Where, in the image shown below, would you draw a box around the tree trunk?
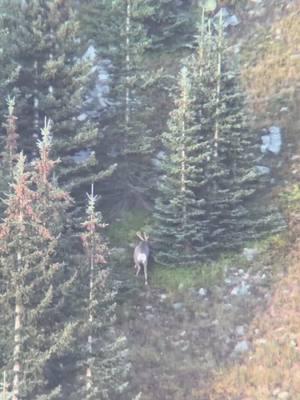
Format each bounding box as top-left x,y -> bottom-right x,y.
12,252 -> 22,400
214,14 -> 223,159
33,60 -> 39,136
181,73 -> 188,229
125,0 -> 131,129
86,185 -> 95,392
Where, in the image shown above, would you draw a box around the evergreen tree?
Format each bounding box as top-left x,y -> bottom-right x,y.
153,13 -> 283,264
0,0 -> 103,194
0,130 -> 76,399
153,66 -> 211,265
0,97 -> 19,205
33,118 -> 72,235
80,0 -> 158,208
78,185 -> 129,399
190,14 -> 283,250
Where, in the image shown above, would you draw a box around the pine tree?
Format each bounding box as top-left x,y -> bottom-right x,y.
0,97 -> 19,208
78,185 -> 129,399
0,0 -> 103,194
33,118 -> 72,235
80,0 -> 158,208
153,66 -> 211,265
0,129 -> 76,399
190,14 -> 283,250
0,97 -> 18,370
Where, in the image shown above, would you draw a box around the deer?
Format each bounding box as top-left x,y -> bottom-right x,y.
134,231 -> 150,285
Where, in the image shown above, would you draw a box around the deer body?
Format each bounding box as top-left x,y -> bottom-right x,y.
134,232 -> 150,285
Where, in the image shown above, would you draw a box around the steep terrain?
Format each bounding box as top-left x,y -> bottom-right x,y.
118,243 -> 285,400
112,1 -> 300,399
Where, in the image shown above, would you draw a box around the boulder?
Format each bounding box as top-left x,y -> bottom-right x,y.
261,126 -> 282,155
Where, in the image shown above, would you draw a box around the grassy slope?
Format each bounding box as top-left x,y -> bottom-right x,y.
200,229 -> 300,399
194,1 -> 300,398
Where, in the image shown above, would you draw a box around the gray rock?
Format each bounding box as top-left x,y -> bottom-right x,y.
261,126 -> 282,155
233,340 -> 250,354
235,326 -> 245,336
160,294 -> 168,302
83,57 -> 113,114
231,281 -> 251,296
225,15 -> 240,27
198,288 -> 207,297
214,7 -> 240,27
83,44 -> 97,62
280,106 -> 289,113
173,302 -> 184,311
77,113 -> 88,122
243,247 -> 259,262
255,165 -> 271,175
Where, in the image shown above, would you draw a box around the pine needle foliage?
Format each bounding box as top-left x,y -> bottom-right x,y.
78,186 -> 130,400
0,128 -> 76,399
0,0 -> 102,193
153,66 -> 211,266
198,16 -> 283,249
0,97 -> 19,214
80,0 -> 157,208
153,13 -> 284,264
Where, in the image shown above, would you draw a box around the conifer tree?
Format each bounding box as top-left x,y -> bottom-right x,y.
153,13 -> 283,264
78,185 -> 129,399
190,14 -> 283,250
153,66 -> 211,265
0,97 -> 19,210
0,97 -> 18,368
0,128 -> 76,399
0,0 -> 103,193
80,0 -> 158,208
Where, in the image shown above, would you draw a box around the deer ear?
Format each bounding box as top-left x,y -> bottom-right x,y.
143,232 -> 149,241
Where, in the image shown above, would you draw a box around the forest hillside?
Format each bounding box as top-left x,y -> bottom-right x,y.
0,0 -> 300,399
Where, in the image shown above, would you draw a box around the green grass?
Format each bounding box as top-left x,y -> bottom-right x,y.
152,260 -> 227,292
243,232 -> 288,254
280,184 -> 300,212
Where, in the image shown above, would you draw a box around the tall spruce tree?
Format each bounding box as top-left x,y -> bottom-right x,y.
0,97 -> 18,372
153,13 -> 283,264
80,0 -> 158,208
153,66 -> 211,265
78,185 -> 129,399
0,97 -> 19,205
190,14 -> 283,250
0,0 -> 104,194
0,127 -> 76,399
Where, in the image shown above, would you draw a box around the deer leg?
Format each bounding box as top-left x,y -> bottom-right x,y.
144,262 -> 148,285
136,263 -> 141,277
